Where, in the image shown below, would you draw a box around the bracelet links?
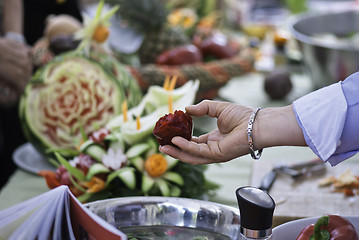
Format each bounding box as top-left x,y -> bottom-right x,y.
247,107 -> 263,160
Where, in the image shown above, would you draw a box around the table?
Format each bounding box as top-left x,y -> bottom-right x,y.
2,70 -> 356,227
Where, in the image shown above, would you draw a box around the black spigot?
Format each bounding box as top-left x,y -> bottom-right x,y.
236,186 -> 275,239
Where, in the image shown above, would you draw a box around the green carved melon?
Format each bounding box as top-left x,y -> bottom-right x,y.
19,53 -> 140,158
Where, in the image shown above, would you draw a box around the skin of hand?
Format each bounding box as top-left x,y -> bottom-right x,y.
0,38 -> 32,107
159,100 -> 307,165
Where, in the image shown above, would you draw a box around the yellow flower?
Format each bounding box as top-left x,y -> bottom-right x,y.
167,8 -> 197,29
141,153 -> 184,197
145,154 -> 168,178
196,11 -> 220,30
81,176 -> 106,193
74,0 -> 119,54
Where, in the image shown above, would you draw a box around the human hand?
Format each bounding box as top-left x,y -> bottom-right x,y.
159,100 -> 253,164
159,100 -> 307,165
0,38 -> 32,107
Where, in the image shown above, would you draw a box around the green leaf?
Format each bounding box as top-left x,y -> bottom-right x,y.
147,137 -> 158,149
165,155 -> 178,170
45,148 -> 80,158
55,152 -> 86,181
126,143 -> 151,158
68,173 -> 87,193
284,0 -> 307,14
142,174 -> 155,193
171,162 -> 219,198
144,147 -> 157,159
77,192 -> 93,203
79,139 -> 95,152
106,167 -> 136,190
86,163 -> 110,181
79,121 -> 88,142
162,172 -> 184,186
47,157 -> 61,168
107,132 -> 126,151
170,185 -> 181,197
156,178 -> 170,197
310,215 -> 330,240
129,156 -> 144,172
118,168 -> 136,190
84,144 -> 107,162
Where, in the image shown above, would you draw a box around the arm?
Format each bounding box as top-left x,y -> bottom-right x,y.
2,0 -> 23,34
0,0 -> 32,108
293,72 -> 359,166
160,72 -> 359,166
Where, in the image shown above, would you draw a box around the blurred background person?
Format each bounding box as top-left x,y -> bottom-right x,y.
0,0 -> 33,189
0,0 -> 83,189
22,0 -> 83,46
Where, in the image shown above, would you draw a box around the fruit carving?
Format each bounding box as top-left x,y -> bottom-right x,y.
153,110 -> 193,146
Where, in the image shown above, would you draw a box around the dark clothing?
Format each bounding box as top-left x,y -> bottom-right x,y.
0,106 -> 26,189
23,0 -> 83,45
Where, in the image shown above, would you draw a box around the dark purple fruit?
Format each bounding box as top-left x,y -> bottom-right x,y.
264,68 -> 292,100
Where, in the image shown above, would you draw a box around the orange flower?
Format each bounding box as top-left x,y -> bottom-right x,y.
38,170 -> 61,189
145,154 -> 168,178
81,176 -> 106,193
92,24 -> 109,43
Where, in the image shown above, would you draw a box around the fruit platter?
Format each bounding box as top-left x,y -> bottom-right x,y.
31,0 -> 255,101
15,0 -> 231,203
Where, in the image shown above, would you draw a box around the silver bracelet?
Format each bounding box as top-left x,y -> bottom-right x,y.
247,107 -> 263,160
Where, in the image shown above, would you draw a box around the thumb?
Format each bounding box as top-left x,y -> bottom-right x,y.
185,100 -> 230,118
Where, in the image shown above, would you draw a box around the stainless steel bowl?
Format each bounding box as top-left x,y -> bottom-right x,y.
289,10 -> 359,89
85,196 -> 240,239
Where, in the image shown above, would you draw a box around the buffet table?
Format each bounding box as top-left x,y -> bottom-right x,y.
1,71 -> 358,227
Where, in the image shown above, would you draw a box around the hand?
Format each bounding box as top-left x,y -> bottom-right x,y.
159,100 -> 307,165
0,38 -> 32,107
159,100 -> 253,164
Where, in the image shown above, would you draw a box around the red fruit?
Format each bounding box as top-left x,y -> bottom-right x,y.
156,44 -> 203,65
199,32 -> 239,59
153,110 -> 193,146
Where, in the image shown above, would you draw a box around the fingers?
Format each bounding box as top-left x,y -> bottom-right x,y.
159,136 -> 228,165
159,144 -> 217,165
191,134 -> 210,144
185,100 -> 231,118
0,40 -> 32,94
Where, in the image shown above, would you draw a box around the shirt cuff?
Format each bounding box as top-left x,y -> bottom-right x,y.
293,82 -> 347,165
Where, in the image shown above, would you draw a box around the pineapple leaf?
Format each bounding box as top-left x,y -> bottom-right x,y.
114,0 -> 169,33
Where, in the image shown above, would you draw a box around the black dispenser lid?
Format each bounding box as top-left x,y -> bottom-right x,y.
236,186 -> 275,231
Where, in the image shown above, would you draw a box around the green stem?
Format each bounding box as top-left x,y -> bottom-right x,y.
310,215 -> 330,240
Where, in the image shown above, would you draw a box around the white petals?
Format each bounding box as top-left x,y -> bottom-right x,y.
102,148 -> 127,170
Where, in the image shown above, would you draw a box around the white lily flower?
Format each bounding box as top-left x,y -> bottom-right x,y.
102,148 -> 127,170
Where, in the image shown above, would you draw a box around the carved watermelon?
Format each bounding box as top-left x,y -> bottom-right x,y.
19,53 -> 141,157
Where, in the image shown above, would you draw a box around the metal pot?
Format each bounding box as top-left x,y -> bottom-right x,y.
289,10 -> 359,89
85,196 -> 241,239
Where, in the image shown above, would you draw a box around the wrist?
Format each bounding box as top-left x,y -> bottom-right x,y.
247,107 -> 263,159
4,32 -> 26,44
253,105 -> 306,149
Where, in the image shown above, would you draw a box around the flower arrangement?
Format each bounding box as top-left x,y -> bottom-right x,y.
25,0 -> 219,203
39,79 -> 219,203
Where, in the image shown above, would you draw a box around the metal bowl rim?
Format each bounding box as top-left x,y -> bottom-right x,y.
288,9 -> 359,51
84,196 -> 240,214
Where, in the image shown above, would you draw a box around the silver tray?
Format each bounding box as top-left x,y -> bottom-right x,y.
85,196 -> 241,239
12,143 -> 56,174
